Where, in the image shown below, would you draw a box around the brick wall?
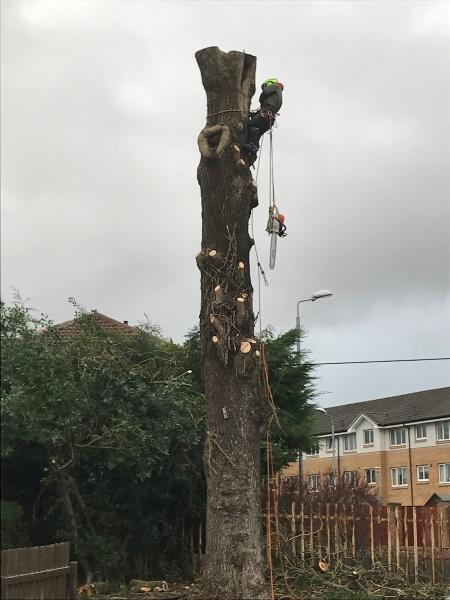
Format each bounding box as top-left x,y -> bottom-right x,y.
282,442 -> 450,506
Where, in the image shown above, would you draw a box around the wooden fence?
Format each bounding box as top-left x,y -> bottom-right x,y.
269,501 -> 450,583
1,542 -> 77,600
188,503 -> 450,582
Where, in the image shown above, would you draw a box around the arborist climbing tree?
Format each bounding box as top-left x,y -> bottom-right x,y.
242,77 -> 284,167
195,46 -> 269,599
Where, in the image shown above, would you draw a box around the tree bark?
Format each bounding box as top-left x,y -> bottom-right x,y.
196,47 -> 267,599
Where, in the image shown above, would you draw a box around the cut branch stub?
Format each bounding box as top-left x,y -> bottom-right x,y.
196,249 -> 223,270
240,341 -> 252,354
238,261 -> 245,269
235,158 -> 246,171
212,335 -> 219,343
232,145 -> 241,161
210,315 -> 225,337
235,297 -> 246,328
214,285 -> 225,305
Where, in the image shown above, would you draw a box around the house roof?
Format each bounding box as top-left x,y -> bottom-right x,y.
312,387 -> 450,435
53,311 -> 137,337
425,492 -> 450,505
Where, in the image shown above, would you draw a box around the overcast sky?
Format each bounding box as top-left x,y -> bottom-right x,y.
2,0 -> 449,407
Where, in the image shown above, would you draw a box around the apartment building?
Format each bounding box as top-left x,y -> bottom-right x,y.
283,387 -> 450,506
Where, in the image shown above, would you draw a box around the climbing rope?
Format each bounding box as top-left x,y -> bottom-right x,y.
250,132 -> 268,337
207,108 -> 243,118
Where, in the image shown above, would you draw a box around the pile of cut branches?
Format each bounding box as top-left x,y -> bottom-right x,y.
273,560 -> 450,600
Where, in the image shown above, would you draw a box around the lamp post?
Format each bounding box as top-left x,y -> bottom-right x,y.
296,290 -> 333,488
316,406 -> 337,481
296,290 -> 333,356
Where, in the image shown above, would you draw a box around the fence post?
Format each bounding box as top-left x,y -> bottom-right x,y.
198,520 -> 203,569
334,503 -> 339,559
413,506 -> 419,584
403,506 -> 409,579
300,503 -> 305,561
291,500 -> 296,557
438,506 -> 444,583
343,504 -> 348,554
68,561 -> 78,600
430,508 -> 436,585
326,503 -> 331,561
1,578 -> 8,600
395,505 -> 400,572
351,504 -> 356,558
369,505 -> 375,566
387,505 -> 392,572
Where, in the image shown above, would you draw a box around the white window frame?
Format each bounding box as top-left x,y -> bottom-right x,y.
391,466 -> 408,487
417,465 -> 429,482
343,433 -> 357,452
343,470 -> 358,488
436,421 -> 450,442
365,468 -> 377,486
307,473 -> 320,492
415,424 -> 427,441
438,463 -> 450,484
363,429 -> 374,446
390,427 -> 406,447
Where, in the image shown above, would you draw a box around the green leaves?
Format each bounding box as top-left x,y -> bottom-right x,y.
1,302 -> 205,578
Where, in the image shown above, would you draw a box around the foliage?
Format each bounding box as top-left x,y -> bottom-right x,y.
260,327 -> 316,471
1,303 -> 316,582
280,470 -> 381,511
1,301 -> 204,581
0,500 -> 30,549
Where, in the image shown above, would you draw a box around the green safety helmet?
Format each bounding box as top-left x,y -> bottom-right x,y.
262,78 -> 284,90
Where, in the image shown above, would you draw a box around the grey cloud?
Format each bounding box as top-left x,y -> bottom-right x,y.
2,0 -> 449,405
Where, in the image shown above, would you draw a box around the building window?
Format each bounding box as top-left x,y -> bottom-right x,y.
307,474 -> 320,492
344,471 -> 358,487
417,465 -> 429,482
391,467 -> 408,487
436,421 -> 450,441
415,424 -> 427,441
363,429 -> 374,445
307,444 -> 320,457
390,427 -> 406,446
365,468 -> 377,485
343,433 -> 357,452
438,463 -> 450,484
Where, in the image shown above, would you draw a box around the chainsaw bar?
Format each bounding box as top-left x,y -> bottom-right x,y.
269,231 -> 277,270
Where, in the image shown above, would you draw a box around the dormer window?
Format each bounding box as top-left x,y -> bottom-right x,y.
390,427 -> 406,447
436,421 -> 450,441
343,433 -> 356,452
363,429 -> 374,446
415,424 -> 427,441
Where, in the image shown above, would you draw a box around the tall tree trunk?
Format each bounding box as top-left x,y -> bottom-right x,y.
196,46 -> 268,599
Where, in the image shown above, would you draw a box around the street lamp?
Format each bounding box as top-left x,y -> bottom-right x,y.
296,290 -> 333,355
316,406 -> 337,480
296,290 -> 333,489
